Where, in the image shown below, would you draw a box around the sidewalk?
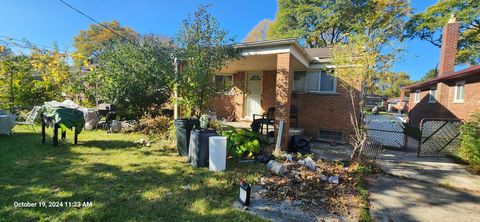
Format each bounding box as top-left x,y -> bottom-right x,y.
369,137 -> 480,221
378,137 -> 480,192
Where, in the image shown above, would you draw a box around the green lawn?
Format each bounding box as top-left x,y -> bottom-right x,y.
0,125 -> 266,221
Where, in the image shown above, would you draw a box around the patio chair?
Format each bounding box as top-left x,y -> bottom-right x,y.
252,107 -> 275,135
16,106 -> 41,131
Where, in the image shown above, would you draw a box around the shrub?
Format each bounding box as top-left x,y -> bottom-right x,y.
138,114 -> 171,135
460,112 -> 480,170
221,128 -> 269,158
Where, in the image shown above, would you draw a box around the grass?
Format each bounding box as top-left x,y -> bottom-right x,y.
0,125 -> 266,221
352,163 -> 376,222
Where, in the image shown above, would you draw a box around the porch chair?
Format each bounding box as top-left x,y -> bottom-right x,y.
252,107 -> 275,135
16,106 -> 41,131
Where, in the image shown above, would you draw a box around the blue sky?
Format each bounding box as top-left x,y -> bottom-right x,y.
0,0 -> 441,80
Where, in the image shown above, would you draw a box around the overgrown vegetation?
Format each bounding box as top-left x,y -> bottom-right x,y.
220,128 -> 269,158
138,114 -> 172,136
91,36 -> 174,118
173,5 -> 240,117
460,112 -> 480,172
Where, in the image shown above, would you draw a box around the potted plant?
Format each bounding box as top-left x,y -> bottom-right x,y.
172,5 -> 239,157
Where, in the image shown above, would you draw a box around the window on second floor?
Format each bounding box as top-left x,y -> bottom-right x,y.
454,81 -> 465,103
415,89 -> 421,103
428,87 -> 437,103
292,70 -> 336,93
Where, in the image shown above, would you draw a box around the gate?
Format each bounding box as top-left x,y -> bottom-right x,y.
418,118 -> 463,157
365,114 -> 406,151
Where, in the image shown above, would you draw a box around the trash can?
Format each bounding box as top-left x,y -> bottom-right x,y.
209,136 -> 227,171
188,129 -> 217,167
174,118 -> 200,156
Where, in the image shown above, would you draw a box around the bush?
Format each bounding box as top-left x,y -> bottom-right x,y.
460,112 -> 480,170
221,128 -> 269,158
138,114 -> 171,135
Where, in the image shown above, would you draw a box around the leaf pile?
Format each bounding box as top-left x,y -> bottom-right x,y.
259,158 -> 361,218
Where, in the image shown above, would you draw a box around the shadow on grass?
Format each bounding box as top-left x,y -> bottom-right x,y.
79,140 -> 137,149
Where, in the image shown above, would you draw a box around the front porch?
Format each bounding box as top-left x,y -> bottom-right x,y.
212,39 -> 313,147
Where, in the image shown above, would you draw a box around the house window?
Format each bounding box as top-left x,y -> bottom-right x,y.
454,81 -> 465,102
415,89 -> 421,103
428,87 -> 437,103
293,70 -> 336,93
215,75 -> 233,93
293,71 -> 306,92
318,129 -> 344,142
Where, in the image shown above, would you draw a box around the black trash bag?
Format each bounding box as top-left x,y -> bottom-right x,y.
288,135 -> 311,154
255,154 -> 273,164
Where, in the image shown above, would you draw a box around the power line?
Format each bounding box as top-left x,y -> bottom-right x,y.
0,34 -> 73,53
58,0 -> 138,47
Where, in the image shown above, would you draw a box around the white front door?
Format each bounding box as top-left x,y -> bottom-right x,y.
245,73 -> 262,119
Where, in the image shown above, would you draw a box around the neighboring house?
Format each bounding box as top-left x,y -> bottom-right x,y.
364,95 -> 388,111
387,96 -> 409,112
211,39 -> 361,145
404,15 -> 480,127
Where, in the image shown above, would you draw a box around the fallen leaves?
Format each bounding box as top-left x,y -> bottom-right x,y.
259,157 -> 361,218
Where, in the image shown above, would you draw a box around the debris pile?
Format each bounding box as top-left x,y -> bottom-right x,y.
259,155 -> 360,217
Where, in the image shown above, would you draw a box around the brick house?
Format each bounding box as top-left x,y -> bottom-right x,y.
404,15 -> 480,126
210,38 -> 360,145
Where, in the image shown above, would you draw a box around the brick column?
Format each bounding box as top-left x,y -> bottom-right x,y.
233,72 -> 245,121
275,53 -> 292,149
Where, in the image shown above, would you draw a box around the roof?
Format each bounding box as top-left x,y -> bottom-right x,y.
404,65 -> 480,90
365,95 -> 388,99
236,38 -> 332,64
304,48 -> 332,59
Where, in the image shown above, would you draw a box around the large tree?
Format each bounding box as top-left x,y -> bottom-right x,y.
420,67 -> 439,82
404,0 -> 480,65
0,48 -> 71,111
243,19 -> 272,42
374,71 -> 415,98
267,0 -> 410,48
73,20 -> 139,60
90,35 -> 174,118
174,5 -> 239,117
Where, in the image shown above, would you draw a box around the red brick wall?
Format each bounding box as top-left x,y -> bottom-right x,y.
262,70 -> 276,113
210,72 -> 245,121
445,77 -> 480,120
408,76 -> 480,126
291,84 -> 359,139
211,69 -> 361,141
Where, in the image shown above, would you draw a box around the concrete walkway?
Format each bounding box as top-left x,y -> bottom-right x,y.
369,137 -> 480,221
378,137 -> 480,192
379,150 -> 480,192
369,175 -> 480,222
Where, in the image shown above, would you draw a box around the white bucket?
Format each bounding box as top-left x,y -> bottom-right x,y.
209,136 -> 227,171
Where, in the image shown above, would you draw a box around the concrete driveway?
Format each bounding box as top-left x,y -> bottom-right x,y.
369,137 -> 480,221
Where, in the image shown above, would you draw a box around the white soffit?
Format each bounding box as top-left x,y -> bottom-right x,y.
240,45 -> 310,68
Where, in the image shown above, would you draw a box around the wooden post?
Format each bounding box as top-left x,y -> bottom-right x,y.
53,124 -> 58,146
